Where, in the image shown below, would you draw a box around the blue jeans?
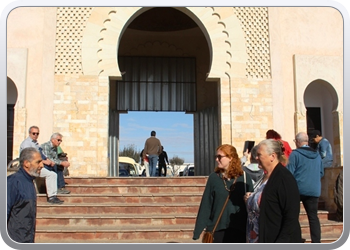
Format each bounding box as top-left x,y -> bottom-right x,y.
300,195 -> 321,243
44,164 -> 65,189
148,155 -> 158,177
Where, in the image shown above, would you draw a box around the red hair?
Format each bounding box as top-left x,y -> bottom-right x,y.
266,129 -> 282,140
214,144 -> 243,179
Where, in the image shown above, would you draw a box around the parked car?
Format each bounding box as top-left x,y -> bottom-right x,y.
187,165 -> 194,176
178,164 -> 190,176
183,164 -> 194,176
119,168 -> 131,177
119,156 -> 141,177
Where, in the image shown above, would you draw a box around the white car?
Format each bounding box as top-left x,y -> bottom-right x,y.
119,156 -> 142,176
183,164 -> 194,176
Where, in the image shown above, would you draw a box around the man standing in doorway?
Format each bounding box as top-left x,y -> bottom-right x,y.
310,130 -> 333,168
143,131 -> 162,177
286,132 -> 323,243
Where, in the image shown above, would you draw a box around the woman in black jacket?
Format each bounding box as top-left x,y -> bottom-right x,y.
245,139 -> 302,243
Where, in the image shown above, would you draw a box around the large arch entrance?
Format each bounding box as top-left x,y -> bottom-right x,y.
108,7 -> 219,176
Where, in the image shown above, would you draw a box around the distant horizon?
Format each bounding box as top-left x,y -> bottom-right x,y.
119,111 -> 194,163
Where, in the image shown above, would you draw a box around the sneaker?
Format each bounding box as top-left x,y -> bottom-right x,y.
57,188 -> 71,194
47,196 -> 64,204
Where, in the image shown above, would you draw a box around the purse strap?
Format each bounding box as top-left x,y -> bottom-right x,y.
244,171 -> 246,193
211,176 -> 238,233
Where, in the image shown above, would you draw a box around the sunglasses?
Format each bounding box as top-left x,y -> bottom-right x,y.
57,139 -> 62,142
215,154 -> 227,160
31,132 -> 39,135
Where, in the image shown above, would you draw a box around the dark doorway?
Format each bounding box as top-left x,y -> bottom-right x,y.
306,107 -> 321,149
7,104 -> 15,164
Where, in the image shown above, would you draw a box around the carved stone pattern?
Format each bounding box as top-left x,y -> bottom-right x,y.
55,7 -> 93,75
233,7 -> 271,79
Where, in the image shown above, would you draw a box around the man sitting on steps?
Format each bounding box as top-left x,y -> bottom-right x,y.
41,132 -> 71,194
20,126 -> 64,204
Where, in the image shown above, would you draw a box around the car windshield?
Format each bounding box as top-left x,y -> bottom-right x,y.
119,162 -> 137,175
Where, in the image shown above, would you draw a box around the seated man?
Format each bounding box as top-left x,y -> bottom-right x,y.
20,126 -> 63,204
41,132 -> 70,194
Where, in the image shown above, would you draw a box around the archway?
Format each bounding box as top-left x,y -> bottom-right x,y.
81,7 -> 249,176
108,7 -> 218,176
304,79 -> 340,166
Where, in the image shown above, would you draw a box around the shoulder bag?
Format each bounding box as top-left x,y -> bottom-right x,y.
202,176 -> 238,243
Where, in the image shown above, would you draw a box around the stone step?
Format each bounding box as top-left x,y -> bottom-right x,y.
36,210 -> 333,228
54,184 -> 205,194
34,221 -> 342,243
36,213 -> 197,227
37,193 -> 203,204
300,219 -> 343,236
37,202 -> 200,215
35,224 -> 195,242
64,176 -> 208,185
34,177 -> 343,244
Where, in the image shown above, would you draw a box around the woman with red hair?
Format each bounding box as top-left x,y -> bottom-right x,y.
266,129 -> 292,164
193,144 -> 254,243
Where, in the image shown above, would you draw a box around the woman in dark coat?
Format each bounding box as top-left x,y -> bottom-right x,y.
193,144 -> 254,243
245,139 -> 302,243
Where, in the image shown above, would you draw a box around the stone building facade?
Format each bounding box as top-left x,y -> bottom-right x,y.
7,7 -> 343,176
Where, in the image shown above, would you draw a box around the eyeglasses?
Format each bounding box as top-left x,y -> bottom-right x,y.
57,139 -> 62,142
215,155 -> 227,160
31,132 -> 39,135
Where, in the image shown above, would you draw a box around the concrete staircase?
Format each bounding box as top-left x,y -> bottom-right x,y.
34,176 -> 343,243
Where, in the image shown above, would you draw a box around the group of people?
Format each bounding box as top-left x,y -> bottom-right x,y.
7,126 -> 71,242
193,129 -> 332,243
7,127 -> 333,244
141,130 -> 169,177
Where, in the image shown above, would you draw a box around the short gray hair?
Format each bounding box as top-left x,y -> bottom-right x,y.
295,132 -> 308,143
51,132 -> 63,140
20,147 -> 40,167
28,126 -> 39,133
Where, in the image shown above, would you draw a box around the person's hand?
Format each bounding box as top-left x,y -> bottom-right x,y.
243,149 -> 249,158
244,192 -> 252,203
61,161 -> 70,168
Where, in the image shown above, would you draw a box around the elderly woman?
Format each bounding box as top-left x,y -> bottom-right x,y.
193,144 -> 254,243
244,139 -> 302,243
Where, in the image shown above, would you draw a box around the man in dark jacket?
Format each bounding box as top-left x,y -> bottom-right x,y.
7,147 -> 43,243
287,132 -> 323,243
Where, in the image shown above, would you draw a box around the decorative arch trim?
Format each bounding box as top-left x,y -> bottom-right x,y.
81,7 -> 248,79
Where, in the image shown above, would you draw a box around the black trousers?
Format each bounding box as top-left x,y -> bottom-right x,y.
300,195 -> 321,243
158,164 -> 167,177
213,228 -> 246,243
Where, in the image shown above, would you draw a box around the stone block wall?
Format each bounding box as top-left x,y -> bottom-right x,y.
53,75 -> 109,176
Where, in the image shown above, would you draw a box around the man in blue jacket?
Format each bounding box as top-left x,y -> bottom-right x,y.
310,129 -> 333,168
7,147 -> 43,243
287,132 -> 323,243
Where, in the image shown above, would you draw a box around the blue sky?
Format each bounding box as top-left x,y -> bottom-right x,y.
119,111 -> 194,163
